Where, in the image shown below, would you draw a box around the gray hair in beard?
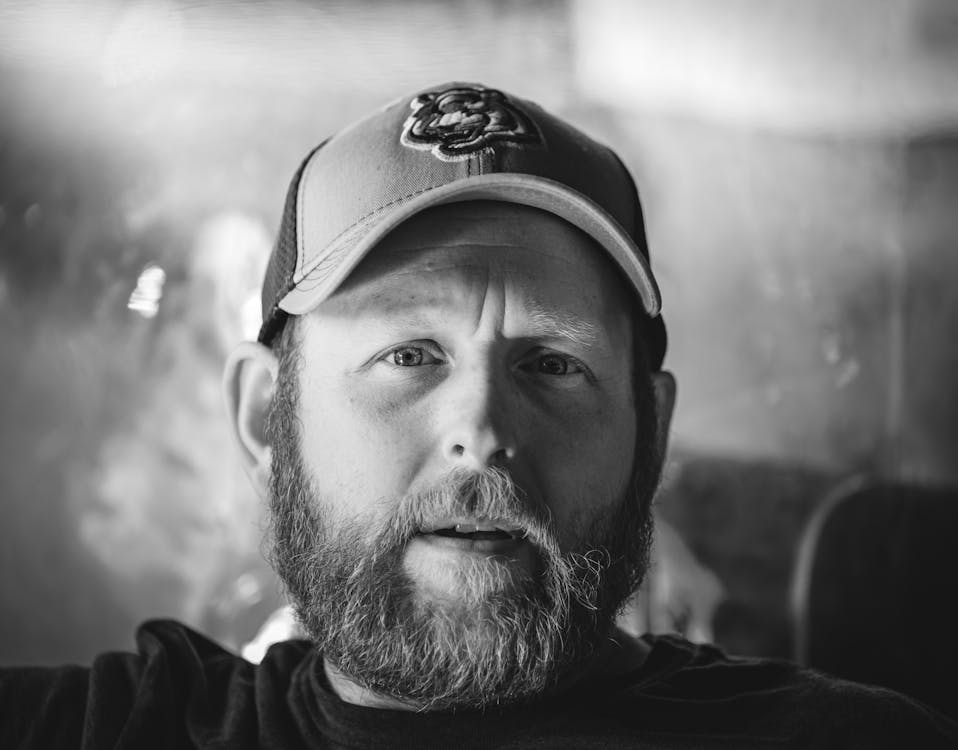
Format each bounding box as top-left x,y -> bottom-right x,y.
264,324 -> 660,711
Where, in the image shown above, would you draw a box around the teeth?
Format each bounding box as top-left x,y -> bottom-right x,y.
451,522 -> 522,537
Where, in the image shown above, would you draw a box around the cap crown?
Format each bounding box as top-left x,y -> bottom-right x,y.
259,82 -> 665,368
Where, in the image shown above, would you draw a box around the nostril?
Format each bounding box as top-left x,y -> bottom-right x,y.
444,439 -> 514,466
490,447 -> 510,465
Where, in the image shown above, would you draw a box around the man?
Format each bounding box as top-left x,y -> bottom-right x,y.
3,82 -> 955,748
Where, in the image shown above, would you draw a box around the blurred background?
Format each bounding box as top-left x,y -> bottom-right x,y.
2,0 -> 957,679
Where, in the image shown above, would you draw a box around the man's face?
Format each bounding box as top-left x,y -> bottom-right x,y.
265,202 -> 662,709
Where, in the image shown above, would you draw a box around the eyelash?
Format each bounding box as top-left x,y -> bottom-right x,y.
382,344 -> 586,378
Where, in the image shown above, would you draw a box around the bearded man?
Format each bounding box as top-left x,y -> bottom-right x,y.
2,83 -> 956,749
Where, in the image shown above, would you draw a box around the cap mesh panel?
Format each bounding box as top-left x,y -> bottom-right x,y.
257,142 -> 326,345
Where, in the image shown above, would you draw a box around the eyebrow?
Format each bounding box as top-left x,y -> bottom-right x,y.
524,305 -> 601,348
344,295 -> 603,348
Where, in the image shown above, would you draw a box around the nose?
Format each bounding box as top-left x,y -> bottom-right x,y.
439,362 -> 517,471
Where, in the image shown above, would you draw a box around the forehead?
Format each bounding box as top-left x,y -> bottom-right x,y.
331,201 -> 636,322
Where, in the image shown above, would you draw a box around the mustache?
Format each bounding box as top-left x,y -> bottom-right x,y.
382,467 -> 557,553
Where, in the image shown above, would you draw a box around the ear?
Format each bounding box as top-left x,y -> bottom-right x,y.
650,370 -> 677,462
223,341 -> 279,500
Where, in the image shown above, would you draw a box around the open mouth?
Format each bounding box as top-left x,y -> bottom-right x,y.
410,519 -> 539,573
423,521 -> 525,543
433,528 -> 514,542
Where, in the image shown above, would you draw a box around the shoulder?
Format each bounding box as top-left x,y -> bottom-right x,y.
0,619 -> 313,750
0,659 -> 91,748
613,634 -> 958,748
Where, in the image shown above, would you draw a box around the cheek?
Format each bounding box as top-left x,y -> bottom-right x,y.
529,399 -> 637,524
296,382 -> 432,508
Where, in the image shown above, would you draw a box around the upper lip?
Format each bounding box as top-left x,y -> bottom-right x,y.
420,518 -> 525,537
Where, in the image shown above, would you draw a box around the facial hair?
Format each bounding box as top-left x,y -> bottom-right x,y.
265,351 -> 659,711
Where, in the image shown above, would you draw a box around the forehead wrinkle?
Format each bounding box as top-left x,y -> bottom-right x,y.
521,299 -> 602,348
341,295 -> 456,333
330,260 -> 470,320
372,250 -> 601,348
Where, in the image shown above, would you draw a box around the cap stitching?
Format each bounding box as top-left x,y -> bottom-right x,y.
296,150 -> 325,280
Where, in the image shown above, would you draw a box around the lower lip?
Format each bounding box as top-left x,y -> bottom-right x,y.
404,535 -> 542,595
416,532 -> 527,557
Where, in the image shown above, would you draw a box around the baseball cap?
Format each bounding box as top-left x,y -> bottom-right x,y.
259,81 -> 667,369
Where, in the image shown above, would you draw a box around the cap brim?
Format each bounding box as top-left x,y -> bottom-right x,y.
278,173 -> 661,318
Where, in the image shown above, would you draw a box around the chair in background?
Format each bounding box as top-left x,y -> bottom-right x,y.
790,478 -> 958,719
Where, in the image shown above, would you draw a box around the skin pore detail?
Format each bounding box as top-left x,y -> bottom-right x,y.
266,201 -> 662,711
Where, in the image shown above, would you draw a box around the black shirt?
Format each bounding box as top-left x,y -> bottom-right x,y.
2,619 -> 955,749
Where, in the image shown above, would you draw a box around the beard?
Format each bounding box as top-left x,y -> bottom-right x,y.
265,349 -> 660,711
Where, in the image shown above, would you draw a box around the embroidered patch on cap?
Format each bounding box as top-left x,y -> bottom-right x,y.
401,85 -> 541,161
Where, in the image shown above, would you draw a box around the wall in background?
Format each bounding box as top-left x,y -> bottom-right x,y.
1,0 -> 956,664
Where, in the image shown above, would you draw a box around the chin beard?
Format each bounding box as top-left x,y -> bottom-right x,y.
264,352 -> 658,711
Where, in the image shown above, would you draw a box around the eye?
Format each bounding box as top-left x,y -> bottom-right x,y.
521,350 -> 587,379
393,347 -> 424,366
384,344 -> 442,368
537,353 -> 570,375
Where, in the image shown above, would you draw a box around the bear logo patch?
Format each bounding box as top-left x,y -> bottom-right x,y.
401,85 -> 541,161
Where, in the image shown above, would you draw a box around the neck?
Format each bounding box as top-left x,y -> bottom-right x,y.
323,626 -> 650,712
